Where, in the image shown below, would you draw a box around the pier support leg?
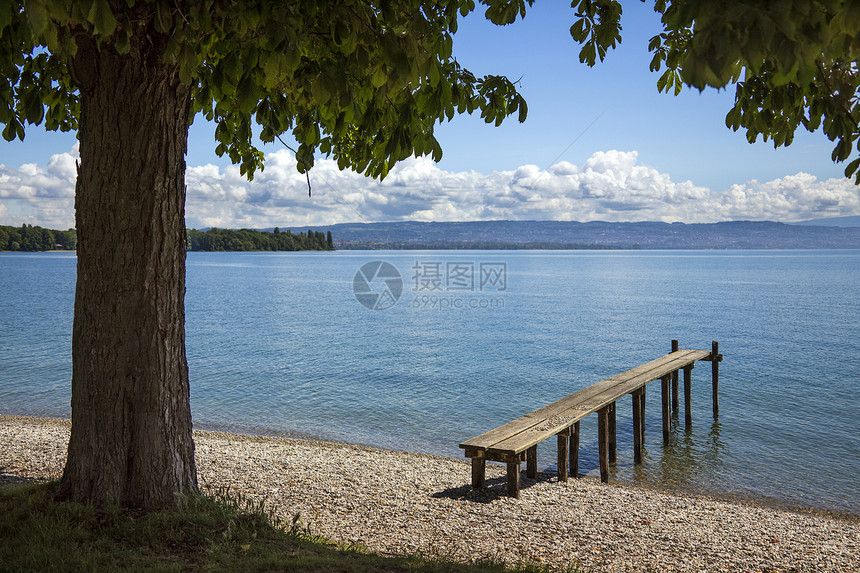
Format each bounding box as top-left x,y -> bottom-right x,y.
471,457 -> 485,489
712,340 -> 720,419
632,389 -> 643,464
661,375 -> 671,444
608,401 -> 617,463
598,406 -> 610,483
506,458 -> 520,498
640,385 -> 646,443
526,445 -> 537,479
557,429 -> 569,482
671,340 -> 679,413
570,421 -> 580,477
684,364 -> 693,429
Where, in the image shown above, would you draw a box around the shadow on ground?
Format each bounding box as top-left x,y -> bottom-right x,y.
431,471 -> 565,503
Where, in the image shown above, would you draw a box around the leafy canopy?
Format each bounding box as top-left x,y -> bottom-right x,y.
3,1 -> 860,182
572,0 -> 860,182
0,0 -> 531,180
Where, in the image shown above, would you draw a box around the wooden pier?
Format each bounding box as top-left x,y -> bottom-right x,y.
460,340 -> 723,498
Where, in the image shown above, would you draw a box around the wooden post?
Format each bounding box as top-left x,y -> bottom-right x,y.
661,374 -> 671,444
506,458 -> 520,498
608,401 -> 617,463
632,389 -> 643,464
526,445 -> 537,479
471,457 -> 486,489
712,340 -> 720,419
671,339 -> 679,412
683,364 -> 693,429
598,406 -> 609,483
640,384 -> 646,443
570,421 -> 580,477
557,430 -> 569,482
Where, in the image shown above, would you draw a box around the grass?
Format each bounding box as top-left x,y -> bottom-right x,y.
0,481 -> 585,573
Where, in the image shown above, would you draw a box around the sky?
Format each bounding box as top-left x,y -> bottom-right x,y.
1,3 -> 859,230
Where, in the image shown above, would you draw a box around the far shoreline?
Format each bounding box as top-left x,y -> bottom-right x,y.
4,413 -> 857,523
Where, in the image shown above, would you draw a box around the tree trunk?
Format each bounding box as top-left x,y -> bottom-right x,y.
56,35 -> 197,508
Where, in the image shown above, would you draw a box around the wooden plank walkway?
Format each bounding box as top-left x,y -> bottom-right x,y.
460,341 -> 723,497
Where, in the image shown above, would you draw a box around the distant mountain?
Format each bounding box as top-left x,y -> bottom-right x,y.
791,215 -> 860,228
296,220 -> 860,249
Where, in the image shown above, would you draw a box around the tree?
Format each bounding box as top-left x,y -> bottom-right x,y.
0,0 -> 527,509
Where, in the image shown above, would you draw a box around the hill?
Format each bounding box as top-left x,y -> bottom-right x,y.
301,220 -> 860,249
791,215 -> 860,228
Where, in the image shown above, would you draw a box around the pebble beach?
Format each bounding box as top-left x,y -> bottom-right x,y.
1,414 -> 857,572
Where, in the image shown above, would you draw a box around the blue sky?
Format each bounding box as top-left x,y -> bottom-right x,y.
1,3 -> 858,229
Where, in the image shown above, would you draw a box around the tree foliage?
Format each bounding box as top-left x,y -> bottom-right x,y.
570,0 -> 860,182
0,224 -> 76,251
1,0 -> 529,181
4,1 -> 860,184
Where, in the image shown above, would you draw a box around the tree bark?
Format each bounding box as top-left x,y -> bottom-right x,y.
56,34 -> 197,508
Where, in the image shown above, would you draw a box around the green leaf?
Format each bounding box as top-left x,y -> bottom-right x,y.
847,157 -> 860,179
725,106 -> 742,130
570,19 -> 585,41
656,69 -> 671,93
579,43 -> 596,66
262,54 -> 284,88
22,88 -> 44,125
114,30 -> 130,54
371,67 -> 387,89
431,136 -> 442,162
0,2 -> 14,33
236,75 -> 257,110
174,42 -> 198,84
24,0 -> 49,37
2,117 -> 21,141
224,53 -> 241,83
154,0 -> 172,34
87,0 -> 117,37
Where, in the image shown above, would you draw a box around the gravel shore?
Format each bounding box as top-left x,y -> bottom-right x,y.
2,414 -> 857,572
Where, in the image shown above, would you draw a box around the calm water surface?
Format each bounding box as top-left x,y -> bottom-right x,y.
1,250 -> 858,514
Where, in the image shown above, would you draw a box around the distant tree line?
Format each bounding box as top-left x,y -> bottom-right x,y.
186,227 -> 334,251
1,224 -> 334,252
0,224 -> 77,251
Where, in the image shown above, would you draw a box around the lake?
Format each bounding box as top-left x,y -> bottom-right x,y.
1,249 -> 858,514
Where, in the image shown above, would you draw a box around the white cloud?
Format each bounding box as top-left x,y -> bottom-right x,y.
3,145 -> 860,229
0,144 -> 78,228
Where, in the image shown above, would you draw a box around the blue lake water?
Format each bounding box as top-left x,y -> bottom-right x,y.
1,250 -> 858,514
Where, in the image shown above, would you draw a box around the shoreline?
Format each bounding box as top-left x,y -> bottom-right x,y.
2,414 -> 858,572
192,419 -> 860,522
3,413 -> 857,523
